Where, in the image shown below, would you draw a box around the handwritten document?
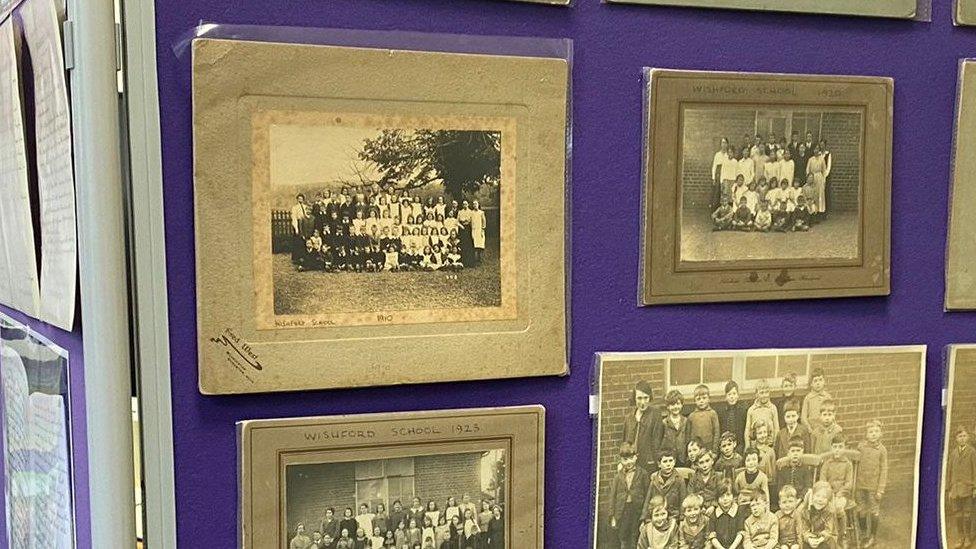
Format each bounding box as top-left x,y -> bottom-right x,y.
2,345 -> 74,548
0,20 -> 42,318
19,0 -> 76,331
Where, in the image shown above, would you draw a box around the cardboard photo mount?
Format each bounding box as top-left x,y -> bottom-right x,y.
946,60 -> 976,310
604,0 -> 918,19
192,36 -> 570,394
639,69 -> 893,306
238,406 -> 545,549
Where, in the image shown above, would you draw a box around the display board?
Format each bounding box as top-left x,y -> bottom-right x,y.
150,1 -> 970,547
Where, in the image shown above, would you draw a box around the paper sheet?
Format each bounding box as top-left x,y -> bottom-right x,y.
1,345 -> 73,548
19,0 -> 76,331
0,20 -> 41,318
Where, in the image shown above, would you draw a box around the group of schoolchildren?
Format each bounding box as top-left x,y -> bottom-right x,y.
290,187 -> 488,273
608,370 -> 889,549
289,496 -> 504,549
708,131 -> 832,233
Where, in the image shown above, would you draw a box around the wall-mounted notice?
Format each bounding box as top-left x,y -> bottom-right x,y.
18,0 -> 76,331
0,324 -> 74,548
0,19 -> 41,319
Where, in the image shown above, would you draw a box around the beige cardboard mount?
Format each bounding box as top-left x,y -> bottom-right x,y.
604,0 -> 916,19
192,38 -> 569,394
239,406 -> 545,549
947,60 -> 976,309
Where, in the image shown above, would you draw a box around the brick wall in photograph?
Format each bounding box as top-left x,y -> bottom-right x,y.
414,453 -> 483,506
285,453 -> 483,537
595,350 -> 923,523
679,110 -> 862,212
948,349 -> 976,446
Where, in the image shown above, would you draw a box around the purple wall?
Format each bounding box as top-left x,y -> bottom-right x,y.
154,1 -> 973,546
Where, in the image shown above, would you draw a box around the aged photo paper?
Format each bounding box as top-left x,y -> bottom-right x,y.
947,60 -> 976,310
640,69 -> 892,306
193,38 -> 568,393
19,0 -> 76,330
592,346 -> 925,549
254,111 -> 516,330
941,346 -> 976,549
239,406 -> 544,549
0,19 -> 40,317
604,0 -> 916,19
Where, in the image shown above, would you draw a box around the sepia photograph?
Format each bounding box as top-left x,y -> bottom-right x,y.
941,346 -> 976,549
640,69 -> 892,306
239,406 -> 545,549
680,107 -> 862,263
193,38 -> 568,393
258,112 -> 516,329
592,346 -> 925,549
285,450 -> 507,549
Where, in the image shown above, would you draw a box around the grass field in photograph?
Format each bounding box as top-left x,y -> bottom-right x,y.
272,240 -> 501,315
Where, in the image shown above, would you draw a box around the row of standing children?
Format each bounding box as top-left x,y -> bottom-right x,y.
291,496 -> 504,549
610,369 -> 888,548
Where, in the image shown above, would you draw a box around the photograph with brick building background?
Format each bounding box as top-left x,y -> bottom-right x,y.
679,107 -> 863,262
942,347 -> 976,549
592,347 -> 924,549
286,449 -> 506,548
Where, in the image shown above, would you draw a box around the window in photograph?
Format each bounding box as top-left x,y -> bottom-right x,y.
666,352 -> 811,395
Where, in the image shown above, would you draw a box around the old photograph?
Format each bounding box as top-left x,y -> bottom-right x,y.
285,450 -> 507,549
941,346 -> 976,549
681,108 -> 862,263
193,38 -> 568,393
259,112 -> 516,329
239,407 -> 544,549
592,346 -> 925,549
640,69 -> 892,305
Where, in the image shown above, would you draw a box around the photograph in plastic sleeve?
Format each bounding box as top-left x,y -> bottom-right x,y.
603,0 -> 918,19
591,347 -> 925,549
946,60 -> 976,310
239,406 -> 544,549
639,69 -> 892,306
191,33 -> 569,393
0,315 -> 75,547
941,346 -> 976,549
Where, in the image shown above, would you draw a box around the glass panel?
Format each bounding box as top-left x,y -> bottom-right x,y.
385,457 -> 414,477
387,476 -> 415,511
701,357 -> 733,383
670,358 -> 702,386
355,460 -> 384,480
744,356 -> 776,381
357,478 -> 387,511
777,355 -> 809,377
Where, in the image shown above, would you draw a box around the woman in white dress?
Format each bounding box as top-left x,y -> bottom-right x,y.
711,137 -> 732,208
806,146 -> 828,215
470,200 -> 487,266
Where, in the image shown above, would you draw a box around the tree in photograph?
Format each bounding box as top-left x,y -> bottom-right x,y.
485,453 -> 507,505
357,129 -> 501,201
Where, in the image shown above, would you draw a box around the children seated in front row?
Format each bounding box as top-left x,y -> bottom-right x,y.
637,496 -> 678,549
741,492 -> 779,549
708,480 -> 744,549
